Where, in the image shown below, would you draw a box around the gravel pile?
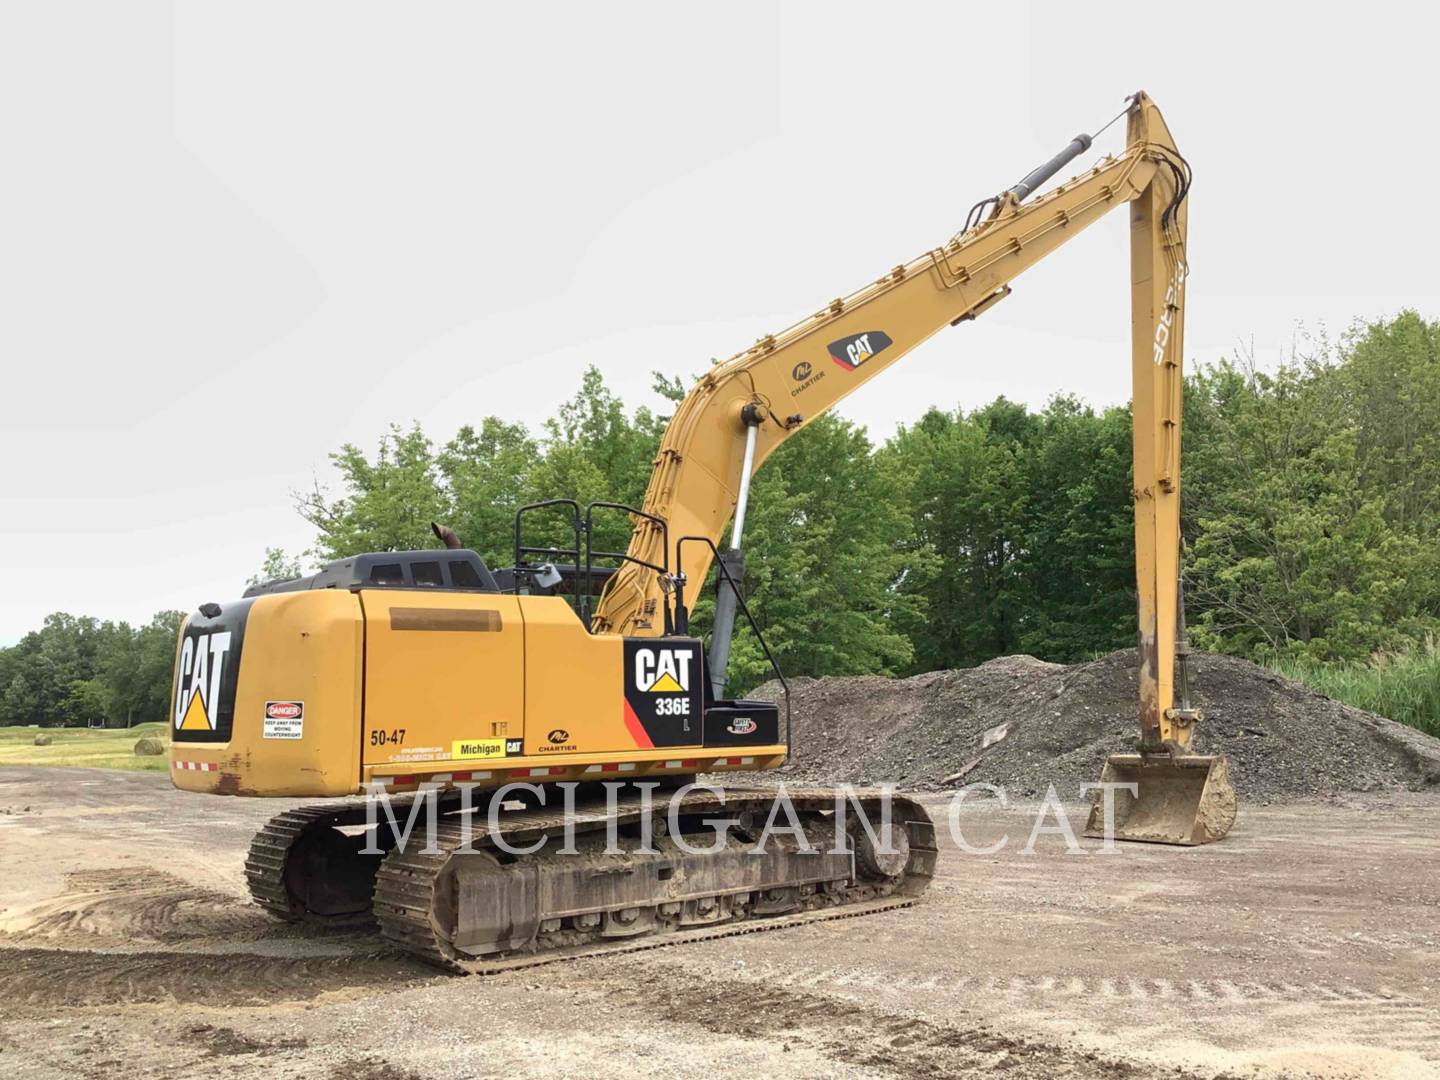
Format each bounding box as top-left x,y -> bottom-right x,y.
750,649 -> 1440,799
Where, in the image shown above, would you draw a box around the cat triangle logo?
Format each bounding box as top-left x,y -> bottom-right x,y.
827,330 -> 893,371
179,688 -> 212,731
646,672 -> 684,693
633,646 -> 692,695
174,629 -> 232,734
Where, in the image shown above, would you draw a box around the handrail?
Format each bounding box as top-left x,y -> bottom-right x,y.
674,534 -> 789,750
513,499 -> 583,613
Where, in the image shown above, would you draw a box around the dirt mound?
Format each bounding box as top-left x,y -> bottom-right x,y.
751,649 -> 1440,799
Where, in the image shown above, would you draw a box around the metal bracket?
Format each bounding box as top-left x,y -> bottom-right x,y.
1164,706 -> 1203,727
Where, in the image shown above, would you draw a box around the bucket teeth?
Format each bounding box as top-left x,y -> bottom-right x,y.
1083,753 -> 1236,846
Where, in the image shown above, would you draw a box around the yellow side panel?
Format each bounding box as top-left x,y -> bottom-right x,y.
361,590 -> 526,767
170,590 -> 364,797
521,596 -> 633,754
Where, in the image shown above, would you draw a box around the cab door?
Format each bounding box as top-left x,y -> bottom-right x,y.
360,590 -> 526,770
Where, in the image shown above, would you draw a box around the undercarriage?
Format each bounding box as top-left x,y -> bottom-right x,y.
245,784 -> 936,973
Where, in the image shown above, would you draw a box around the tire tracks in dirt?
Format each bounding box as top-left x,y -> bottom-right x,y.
585,962 -> 1230,1079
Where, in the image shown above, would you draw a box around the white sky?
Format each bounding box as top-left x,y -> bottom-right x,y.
2,2 -> 1437,645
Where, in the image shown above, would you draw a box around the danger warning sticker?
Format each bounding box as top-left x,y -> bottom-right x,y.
263,701 -> 304,740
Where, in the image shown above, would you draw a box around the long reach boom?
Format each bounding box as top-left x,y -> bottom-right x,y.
593,91 -> 1235,845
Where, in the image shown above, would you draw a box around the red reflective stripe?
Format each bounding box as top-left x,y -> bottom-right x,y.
622,699 -> 654,749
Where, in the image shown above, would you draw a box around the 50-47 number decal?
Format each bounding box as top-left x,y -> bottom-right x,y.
370,728 -> 406,746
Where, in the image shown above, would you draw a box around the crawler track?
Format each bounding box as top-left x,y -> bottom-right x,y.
245,795 -> 438,925
373,786 -> 937,973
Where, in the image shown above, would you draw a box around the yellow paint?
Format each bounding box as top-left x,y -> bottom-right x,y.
521,597 -> 641,752
168,589 -> 711,796
361,591 -> 526,766
178,690 -> 211,731
169,590 -> 364,796
646,672 -> 684,693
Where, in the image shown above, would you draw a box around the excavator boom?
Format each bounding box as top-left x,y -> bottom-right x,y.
595,90 -> 1234,845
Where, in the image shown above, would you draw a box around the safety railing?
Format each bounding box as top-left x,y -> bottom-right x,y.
673,534 -> 790,749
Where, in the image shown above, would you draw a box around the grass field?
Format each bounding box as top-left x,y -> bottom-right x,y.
0,722 -> 170,771
1271,648 -> 1440,738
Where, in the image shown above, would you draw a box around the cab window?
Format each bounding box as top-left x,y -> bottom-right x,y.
412,561 -> 444,587
368,563 -> 404,586
449,560 -> 484,589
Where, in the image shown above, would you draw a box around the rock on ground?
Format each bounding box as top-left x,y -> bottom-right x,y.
750,649 -> 1440,799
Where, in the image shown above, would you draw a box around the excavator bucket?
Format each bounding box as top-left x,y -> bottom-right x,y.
1083,753 -> 1236,846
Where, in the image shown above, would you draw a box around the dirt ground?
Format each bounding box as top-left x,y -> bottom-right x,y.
1,767 -> 1437,1079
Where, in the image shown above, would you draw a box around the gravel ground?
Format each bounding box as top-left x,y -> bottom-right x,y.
751,649 -> 1440,798
2,767 -> 1439,1078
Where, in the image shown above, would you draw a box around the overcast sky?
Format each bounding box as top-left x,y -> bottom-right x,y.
1,2 -> 1437,645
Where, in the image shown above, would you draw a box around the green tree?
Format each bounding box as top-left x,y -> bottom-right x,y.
437,418 -> 540,566
0,610 -> 184,727
64,678 -> 112,726
545,366 -> 668,510
97,611 -> 184,726
880,403 -> 1029,670
248,547 -> 304,587
1339,312 -> 1440,537
1183,331 -> 1438,660
1,673 -> 38,726
298,424 -> 451,559
1017,397 -> 1135,660
714,415 -> 929,693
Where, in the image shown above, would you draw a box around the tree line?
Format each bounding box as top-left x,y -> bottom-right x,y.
0,612 -> 183,727
290,310 -> 1440,692
3,311 -> 1436,723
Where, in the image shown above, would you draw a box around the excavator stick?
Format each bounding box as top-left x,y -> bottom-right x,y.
1084,752 -> 1236,846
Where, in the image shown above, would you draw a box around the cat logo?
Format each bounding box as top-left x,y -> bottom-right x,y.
827,330 -> 893,371
634,647 -> 692,693
174,631 -> 232,732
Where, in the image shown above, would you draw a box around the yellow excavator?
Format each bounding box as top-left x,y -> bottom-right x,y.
169,91 -> 1235,972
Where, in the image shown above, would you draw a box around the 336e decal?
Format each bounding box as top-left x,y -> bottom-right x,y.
622,640 -> 703,748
